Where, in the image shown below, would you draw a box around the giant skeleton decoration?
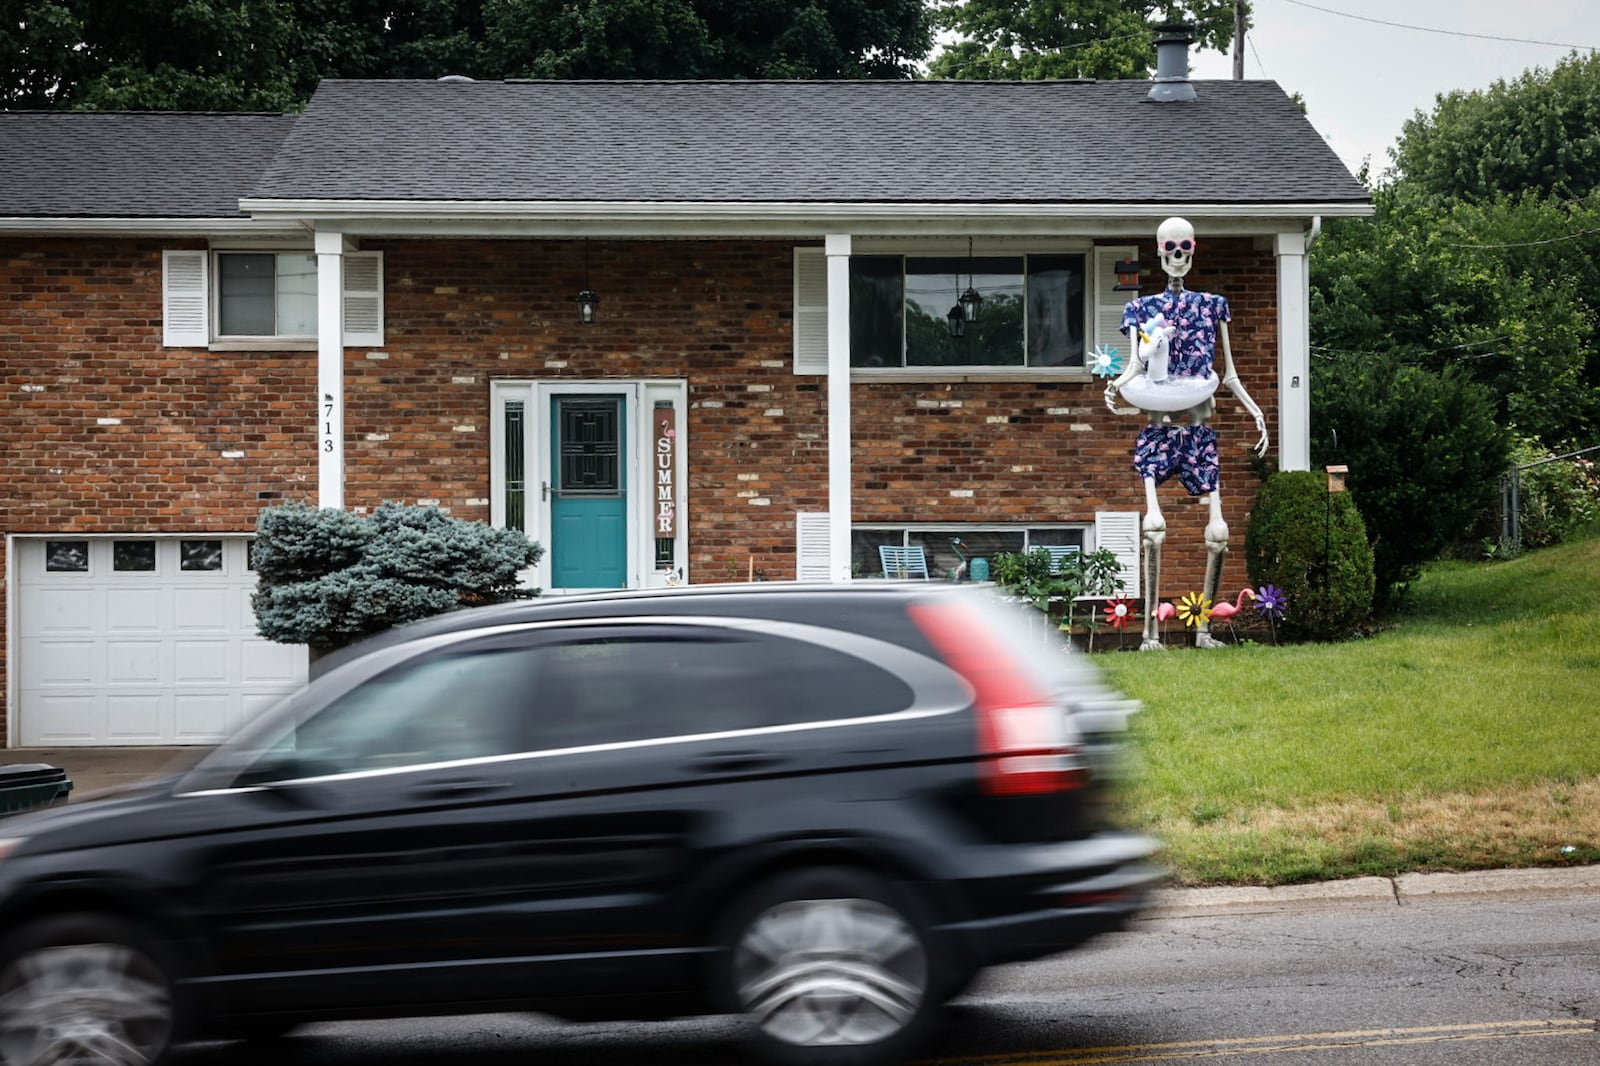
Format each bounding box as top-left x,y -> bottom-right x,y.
1104,218 -> 1269,650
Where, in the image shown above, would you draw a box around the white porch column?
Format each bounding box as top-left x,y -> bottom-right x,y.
1275,230 -> 1310,472
315,229 -> 347,508
825,233 -> 853,581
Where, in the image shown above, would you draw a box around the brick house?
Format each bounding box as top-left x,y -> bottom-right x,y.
0,62 -> 1370,748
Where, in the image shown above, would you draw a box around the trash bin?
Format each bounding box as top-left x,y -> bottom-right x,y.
0,763 -> 73,815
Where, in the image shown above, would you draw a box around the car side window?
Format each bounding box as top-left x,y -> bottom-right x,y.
524,629 -> 914,751
238,643 -> 538,783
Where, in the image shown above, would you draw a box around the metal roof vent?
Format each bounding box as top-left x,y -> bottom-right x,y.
1147,23 -> 1197,103
437,74 -> 475,82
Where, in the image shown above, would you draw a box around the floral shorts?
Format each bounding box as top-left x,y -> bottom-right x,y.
1133,423 -> 1220,496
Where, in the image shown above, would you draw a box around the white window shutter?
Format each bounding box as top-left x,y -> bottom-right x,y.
793,247 -> 829,375
795,511 -> 832,581
162,250 -> 209,347
342,251 -> 384,347
1095,511 -> 1141,598
1092,246 -> 1138,358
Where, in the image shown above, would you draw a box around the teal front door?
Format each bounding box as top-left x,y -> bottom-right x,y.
550,395 -> 627,589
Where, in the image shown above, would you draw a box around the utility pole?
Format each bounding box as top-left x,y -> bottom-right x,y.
1233,0 -> 1246,79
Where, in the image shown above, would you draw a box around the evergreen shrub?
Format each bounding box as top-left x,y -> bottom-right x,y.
1245,471 -> 1375,641
252,501 -> 542,656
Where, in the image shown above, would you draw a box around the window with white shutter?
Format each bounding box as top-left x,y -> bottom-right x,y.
1092,245 -> 1139,358
342,251 -> 384,347
793,247 -> 829,375
162,250 -> 209,347
795,512 -> 831,581
1093,511 -> 1142,599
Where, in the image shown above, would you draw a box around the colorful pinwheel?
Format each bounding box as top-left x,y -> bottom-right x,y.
1254,584 -> 1288,619
1254,584 -> 1288,645
1088,344 -> 1124,379
1103,594 -> 1137,629
1176,591 -> 1213,630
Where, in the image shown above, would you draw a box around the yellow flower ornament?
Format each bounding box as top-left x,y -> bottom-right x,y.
1176,592 -> 1213,629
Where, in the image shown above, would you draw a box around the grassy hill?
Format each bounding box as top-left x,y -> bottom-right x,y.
1097,537 -> 1600,886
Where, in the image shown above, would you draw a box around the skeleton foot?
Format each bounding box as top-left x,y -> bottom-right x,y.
1139,637 -> 1166,651
1194,632 -> 1226,650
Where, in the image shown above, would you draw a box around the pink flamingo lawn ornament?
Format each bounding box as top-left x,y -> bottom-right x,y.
1209,588 -> 1257,643
1153,601 -> 1177,647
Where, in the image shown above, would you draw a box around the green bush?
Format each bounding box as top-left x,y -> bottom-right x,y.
1245,471 -> 1375,641
990,547 -> 1124,629
1506,438 -> 1600,550
1310,353 -> 1509,605
252,501 -> 543,656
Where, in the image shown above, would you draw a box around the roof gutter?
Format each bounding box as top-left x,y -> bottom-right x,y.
235,198 -> 1374,238
0,217 -> 305,237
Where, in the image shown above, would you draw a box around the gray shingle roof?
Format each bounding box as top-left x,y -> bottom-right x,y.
252,78 -> 1367,206
0,112 -> 295,218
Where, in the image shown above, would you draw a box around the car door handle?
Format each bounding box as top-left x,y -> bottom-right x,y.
410,779 -> 509,801
687,752 -> 784,775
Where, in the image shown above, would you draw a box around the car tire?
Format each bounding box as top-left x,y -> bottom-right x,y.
0,913 -> 180,1066
717,867 -> 937,1066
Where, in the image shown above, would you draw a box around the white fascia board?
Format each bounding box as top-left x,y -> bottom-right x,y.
237,198 -> 1374,238
0,217 -> 306,237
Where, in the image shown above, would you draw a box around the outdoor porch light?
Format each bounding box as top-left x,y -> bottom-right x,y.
575,287 -> 600,324
575,238 -> 600,324
958,237 -> 984,322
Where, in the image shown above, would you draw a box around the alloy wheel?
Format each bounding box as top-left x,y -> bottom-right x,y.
732,895 -> 928,1048
0,941 -> 174,1066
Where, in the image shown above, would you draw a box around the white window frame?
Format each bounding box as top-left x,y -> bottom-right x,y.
161,246 -> 384,350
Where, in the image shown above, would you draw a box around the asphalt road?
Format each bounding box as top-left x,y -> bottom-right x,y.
169,884 -> 1599,1066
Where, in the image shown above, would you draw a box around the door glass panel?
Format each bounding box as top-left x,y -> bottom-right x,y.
179,540 -> 224,571
113,541 -> 157,571
558,399 -> 620,496
504,400 -> 526,532
44,540 -> 89,572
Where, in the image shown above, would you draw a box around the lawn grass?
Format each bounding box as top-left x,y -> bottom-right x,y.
1095,535 -> 1600,886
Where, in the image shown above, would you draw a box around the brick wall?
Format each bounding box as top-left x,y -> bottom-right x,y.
0,234 -> 1280,744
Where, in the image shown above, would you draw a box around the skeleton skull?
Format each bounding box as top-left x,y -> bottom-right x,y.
1156,216 -> 1196,279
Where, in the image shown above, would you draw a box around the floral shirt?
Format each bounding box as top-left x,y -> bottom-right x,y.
1121,289 -> 1230,377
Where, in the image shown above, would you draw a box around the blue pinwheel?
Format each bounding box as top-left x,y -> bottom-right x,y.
1089,344 -> 1124,379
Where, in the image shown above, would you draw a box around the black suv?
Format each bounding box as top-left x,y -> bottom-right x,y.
0,583 -> 1161,1066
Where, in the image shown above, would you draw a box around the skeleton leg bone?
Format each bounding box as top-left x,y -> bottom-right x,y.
1195,488 -> 1229,649
1140,477 -> 1166,651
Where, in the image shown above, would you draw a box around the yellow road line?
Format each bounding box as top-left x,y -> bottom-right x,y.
918,1019 -> 1597,1065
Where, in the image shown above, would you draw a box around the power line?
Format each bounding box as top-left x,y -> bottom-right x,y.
1276,0 -> 1599,51
1456,225 -> 1600,249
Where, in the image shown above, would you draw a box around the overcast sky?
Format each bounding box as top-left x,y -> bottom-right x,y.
1186,0 -> 1598,179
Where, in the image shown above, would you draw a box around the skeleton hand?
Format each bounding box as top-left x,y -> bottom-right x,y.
1252,413 -> 1269,456
1103,382 -> 1121,413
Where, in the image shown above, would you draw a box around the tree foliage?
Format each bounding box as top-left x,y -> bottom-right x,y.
1390,50 -> 1600,204
3,0 -> 934,111
252,501 -> 542,655
1309,354 -> 1508,607
927,0 -> 1239,82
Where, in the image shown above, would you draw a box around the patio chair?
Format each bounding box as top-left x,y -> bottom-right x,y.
878,545 -> 931,580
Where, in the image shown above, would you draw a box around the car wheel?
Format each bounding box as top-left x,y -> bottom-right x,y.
719,868 -> 935,1066
0,914 -> 178,1066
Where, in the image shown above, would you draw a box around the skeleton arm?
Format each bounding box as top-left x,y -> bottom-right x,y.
1103,321 -> 1148,413
1218,322 -> 1269,455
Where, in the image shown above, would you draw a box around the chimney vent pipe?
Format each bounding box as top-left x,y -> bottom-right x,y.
1148,22 -> 1197,103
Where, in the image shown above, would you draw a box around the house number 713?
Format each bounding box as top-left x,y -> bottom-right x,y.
322,400 -> 336,453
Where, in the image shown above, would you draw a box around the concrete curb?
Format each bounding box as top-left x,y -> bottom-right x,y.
1148,866 -> 1600,918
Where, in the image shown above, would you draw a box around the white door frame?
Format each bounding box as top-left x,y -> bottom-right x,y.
490,378 -> 688,593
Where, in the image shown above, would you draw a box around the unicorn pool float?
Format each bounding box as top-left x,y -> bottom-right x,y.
1116,313 -> 1219,414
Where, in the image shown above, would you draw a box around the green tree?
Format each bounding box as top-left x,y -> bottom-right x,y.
927,0 -> 1239,82
252,501 -> 542,657
1390,50 -> 1600,204
481,0 -> 932,81
1309,353 -> 1509,607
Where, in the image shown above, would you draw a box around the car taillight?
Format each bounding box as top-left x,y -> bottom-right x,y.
908,600 -> 1088,795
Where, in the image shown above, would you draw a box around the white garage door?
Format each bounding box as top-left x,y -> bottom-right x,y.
14,536 -> 307,746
